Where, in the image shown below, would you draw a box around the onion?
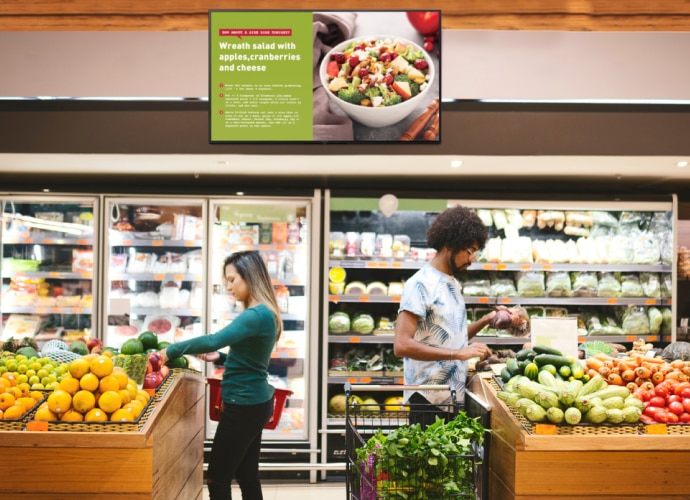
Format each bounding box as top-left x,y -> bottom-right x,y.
490,309 -> 513,329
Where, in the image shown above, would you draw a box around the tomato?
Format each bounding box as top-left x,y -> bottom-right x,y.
673,381 -> 690,396
406,12 -> 441,36
654,410 -> 670,423
668,401 -> 685,416
681,387 -> 690,399
633,389 -> 652,402
644,405 -> 663,418
654,384 -> 671,398
648,396 -> 667,408
683,398 -> 690,413
666,412 -> 680,424
667,394 -> 682,405
679,412 -> 690,424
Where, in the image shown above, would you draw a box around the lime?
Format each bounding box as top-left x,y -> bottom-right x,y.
138,331 -> 159,350
157,341 -> 172,350
328,267 -> 346,283
166,356 -> 189,369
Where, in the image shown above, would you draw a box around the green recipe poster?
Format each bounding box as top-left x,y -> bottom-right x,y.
209,11 -> 313,142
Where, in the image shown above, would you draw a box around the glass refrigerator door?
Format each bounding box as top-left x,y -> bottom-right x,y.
1,196 -> 98,360
101,197 -> 206,371
207,197 -> 317,442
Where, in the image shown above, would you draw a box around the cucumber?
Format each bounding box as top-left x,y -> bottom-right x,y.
516,348 -> 536,362
533,353 -> 573,368
500,367 -> 513,383
505,357 -> 520,376
532,345 -> 564,356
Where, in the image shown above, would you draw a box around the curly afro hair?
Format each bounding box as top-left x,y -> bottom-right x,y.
426,205 -> 488,252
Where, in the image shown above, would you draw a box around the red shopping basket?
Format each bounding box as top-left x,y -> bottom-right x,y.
207,377 -> 293,430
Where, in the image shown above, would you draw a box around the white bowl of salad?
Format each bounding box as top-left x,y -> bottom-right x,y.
320,35 -> 435,128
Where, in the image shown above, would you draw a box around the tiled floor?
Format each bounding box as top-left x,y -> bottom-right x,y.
202,481 -> 346,499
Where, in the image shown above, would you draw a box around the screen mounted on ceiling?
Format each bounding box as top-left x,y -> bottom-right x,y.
209,10 -> 441,144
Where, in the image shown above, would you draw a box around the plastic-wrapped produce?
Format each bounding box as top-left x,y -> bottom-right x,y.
597,272 -> 621,297
639,273 -> 660,298
545,271 -> 572,297
522,210 -> 536,228
648,307 -> 663,334
661,308 -> 673,335
571,271 -> 598,297
661,274 -> 672,298
545,307 -> 568,317
607,235 -> 634,264
532,240 -> 550,263
590,211 -> 619,227
632,233 -> 660,265
476,209 -> 493,227
505,209 -> 524,229
516,271 -> 545,297
620,273 -> 645,297
462,276 -> 491,296
483,237 -> 502,262
659,231 -> 673,265
492,209 -> 508,230
565,239 -> 581,263
622,306 -> 651,335
490,275 -> 517,297
586,313 -> 624,335
501,236 -> 532,263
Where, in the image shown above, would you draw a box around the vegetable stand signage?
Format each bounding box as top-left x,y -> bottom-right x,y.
530,317 -> 579,359
209,10 -> 441,143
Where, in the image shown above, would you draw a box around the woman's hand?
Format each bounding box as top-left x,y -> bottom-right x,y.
159,348 -> 169,366
197,351 -> 221,362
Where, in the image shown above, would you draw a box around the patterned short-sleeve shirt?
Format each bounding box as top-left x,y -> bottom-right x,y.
398,264 -> 468,405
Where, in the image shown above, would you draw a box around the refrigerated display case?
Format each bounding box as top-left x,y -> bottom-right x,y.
1,196 -> 99,352
320,191 -> 678,473
101,197 -> 207,372
207,195 -> 320,452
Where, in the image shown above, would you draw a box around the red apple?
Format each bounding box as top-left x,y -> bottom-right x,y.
143,371 -> 164,389
147,351 -> 162,372
160,365 -> 170,378
146,360 -> 153,375
406,11 -> 440,36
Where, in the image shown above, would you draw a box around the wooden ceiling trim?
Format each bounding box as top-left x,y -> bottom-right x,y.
1,0 -> 689,31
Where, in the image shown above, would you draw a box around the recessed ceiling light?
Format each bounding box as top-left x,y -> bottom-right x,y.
677,161 -> 688,168
450,160 -> 463,168
236,191 -> 245,196
42,188 -> 50,193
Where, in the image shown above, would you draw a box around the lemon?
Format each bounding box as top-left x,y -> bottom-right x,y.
328,267 -> 346,283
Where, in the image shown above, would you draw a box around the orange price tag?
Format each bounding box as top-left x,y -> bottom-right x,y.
259,244 -> 271,251
81,272 -> 92,279
287,245 -> 297,251
36,308 -> 48,314
391,262 -> 403,268
43,239 -> 55,244
542,264 -> 553,270
52,307 -> 61,313
15,271 -> 26,277
22,238 -> 34,244
482,264 -> 495,271
534,424 -> 557,435
27,421 -> 49,432
648,335 -> 658,341
478,297 -> 490,304
49,272 -> 60,278
360,377 -> 372,383
366,262 -> 377,268
625,335 -> 637,342
606,298 -> 618,304
290,278 -> 301,285
77,239 -> 89,245
328,295 -> 340,302
396,378 -> 404,384
392,296 -> 401,303
520,264 -> 532,271
73,307 -> 83,314
497,264 -> 507,271
274,244 -> 286,251
173,274 -> 185,281
347,377 -> 358,383
154,274 -> 165,280
500,297 -> 513,303
645,299 -> 656,305
152,240 -> 164,247
349,337 -> 361,343
378,262 -> 391,268
184,241 -> 196,247
645,424 -> 668,435
122,239 -> 133,246
577,337 -> 586,343
358,296 -> 371,302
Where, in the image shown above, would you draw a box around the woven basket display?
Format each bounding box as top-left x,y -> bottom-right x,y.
0,393 -> 47,431
39,396 -> 155,433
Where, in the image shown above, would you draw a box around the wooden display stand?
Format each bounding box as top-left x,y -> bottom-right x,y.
3,371 -> 205,500
470,375 -> 690,500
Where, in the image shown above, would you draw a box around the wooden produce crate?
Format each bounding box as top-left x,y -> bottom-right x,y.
470,373 -> 690,500
2,371 -> 205,500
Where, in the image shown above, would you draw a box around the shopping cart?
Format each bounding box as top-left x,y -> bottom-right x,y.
344,383 -> 487,500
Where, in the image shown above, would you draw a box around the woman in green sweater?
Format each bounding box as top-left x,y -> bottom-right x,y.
160,250 -> 282,500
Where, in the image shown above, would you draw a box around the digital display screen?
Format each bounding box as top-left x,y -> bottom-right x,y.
209,10 -> 441,143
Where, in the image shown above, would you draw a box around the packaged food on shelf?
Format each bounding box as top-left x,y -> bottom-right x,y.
376,234 -> 393,259
329,232 -> 346,259
392,234 -> 410,260
359,232 -> 376,259
345,232 -> 359,259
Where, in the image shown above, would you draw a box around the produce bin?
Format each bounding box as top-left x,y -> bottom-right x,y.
2,370 -> 205,500
471,373 -> 690,499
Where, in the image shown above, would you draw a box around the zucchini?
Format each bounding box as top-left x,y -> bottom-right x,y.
524,362 -> 539,380
584,405 -> 608,424
564,407 -> 582,425
537,370 -> 559,389
533,353 -> 574,368
558,364 -> 572,378
540,364 -> 557,375
546,406 -> 565,424
534,390 -> 560,409
525,404 -> 547,422
515,397 -> 538,416
516,348 -> 536,361
532,345 -> 564,356
605,408 -> 625,424
575,374 -> 608,398
585,385 -> 632,402
570,360 -> 585,380
622,406 -> 642,423
601,396 -> 625,410
623,396 -> 645,411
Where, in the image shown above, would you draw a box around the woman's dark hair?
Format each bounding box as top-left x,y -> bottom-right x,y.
426,205 -> 488,252
223,251 -> 282,341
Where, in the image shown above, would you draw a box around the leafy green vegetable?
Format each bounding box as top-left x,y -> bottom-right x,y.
355,413 -> 487,498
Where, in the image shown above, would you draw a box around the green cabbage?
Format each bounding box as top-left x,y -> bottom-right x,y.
328,312 -> 351,333
352,314 -> 375,334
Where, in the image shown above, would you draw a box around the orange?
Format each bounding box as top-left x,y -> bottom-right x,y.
90,356 -> 113,378
30,390 -> 45,402
59,376 -> 81,395
16,397 -> 37,413
0,409 -> 3,419
72,390 -> 96,414
110,408 -> 134,422
79,372 -> 99,392
124,400 -> 144,418
60,409 -> 84,422
118,388 -> 131,405
99,375 -> 120,393
84,408 -> 108,422
33,404 -> 58,422
69,358 -> 90,379
0,392 -> 16,411
8,386 -> 22,400
111,368 -> 129,390
126,381 -> 138,400
98,390 -> 122,413
17,383 -> 31,397
1,372 -> 17,387
46,389 -> 72,415
3,404 -> 25,420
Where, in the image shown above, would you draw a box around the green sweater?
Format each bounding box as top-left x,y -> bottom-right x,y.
166,304 -> 276,405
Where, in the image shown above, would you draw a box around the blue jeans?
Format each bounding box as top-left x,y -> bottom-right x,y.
207,396 -> 274,500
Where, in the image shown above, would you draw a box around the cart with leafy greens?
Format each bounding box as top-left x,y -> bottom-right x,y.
345,383 -> 487,499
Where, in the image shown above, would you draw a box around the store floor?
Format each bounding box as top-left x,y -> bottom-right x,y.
202,481 -> 346,499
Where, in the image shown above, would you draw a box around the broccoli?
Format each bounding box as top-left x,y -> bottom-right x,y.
364,86 -> 381,99
337,85 -> 364,105
394,74 -> 420,96
401,44 -> 424,63
384,94 -> 402,106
